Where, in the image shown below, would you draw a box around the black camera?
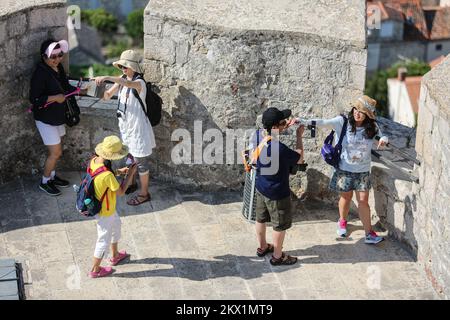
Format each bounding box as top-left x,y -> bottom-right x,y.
289,163 -> 308,175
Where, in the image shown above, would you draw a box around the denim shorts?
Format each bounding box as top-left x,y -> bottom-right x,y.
329,168 -> 371,192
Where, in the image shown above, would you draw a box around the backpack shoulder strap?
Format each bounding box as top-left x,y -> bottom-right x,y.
336,115 -> 348,147
130,74 -> 147,114
250,133 -> 272,163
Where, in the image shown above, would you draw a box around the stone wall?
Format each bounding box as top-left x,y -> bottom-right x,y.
414,54 -> 450,298
0,0 -> 68,184
142,0 -> 367,195
370,55 -> 450,299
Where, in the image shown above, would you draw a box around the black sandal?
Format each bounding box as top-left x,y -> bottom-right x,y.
256,243 -> 274,257
270,253 -> 298,266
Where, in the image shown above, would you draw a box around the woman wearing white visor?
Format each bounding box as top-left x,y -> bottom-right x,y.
29,39 -> 86,196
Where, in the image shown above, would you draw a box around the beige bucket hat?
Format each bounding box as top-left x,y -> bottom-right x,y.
95,136 -> 129,161
113,50 -> 143,73
351,95 -> 377,120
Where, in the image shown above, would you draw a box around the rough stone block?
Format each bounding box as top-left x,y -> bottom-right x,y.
343,50 -> 367,66
144,35 -> 176,64
29,7 -> 67,30
0,20 -> 7,43
144,15 -> 164,36
310,58 -> 349,85
285,53 -> 310,79
349,64 -> 366,90
7,13 -> 27,38
176,41 -> 190,65
17,31 -> 49,60
143,60 -> 163,83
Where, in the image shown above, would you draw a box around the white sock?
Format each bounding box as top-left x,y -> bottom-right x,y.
51,171 -> 56,179
42,176 -> 51,184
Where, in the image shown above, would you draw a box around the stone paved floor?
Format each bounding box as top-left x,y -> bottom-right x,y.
0,172 -> 440,300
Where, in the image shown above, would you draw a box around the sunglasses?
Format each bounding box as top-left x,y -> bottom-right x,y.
49,52 -> 64,59
118,65 -> 128,70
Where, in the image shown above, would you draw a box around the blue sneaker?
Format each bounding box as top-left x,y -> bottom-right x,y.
337,219 -> 347,237
365,230 -> 384,244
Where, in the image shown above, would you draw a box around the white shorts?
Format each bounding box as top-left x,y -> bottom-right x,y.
35,121 -> 66,146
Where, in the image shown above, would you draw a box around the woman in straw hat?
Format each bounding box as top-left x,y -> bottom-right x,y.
88,135 -> 137,278
93,50 -> 155,206
297,95 -> 388,244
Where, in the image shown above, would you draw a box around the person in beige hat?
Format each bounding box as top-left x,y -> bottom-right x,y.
88,135 -> 138,278
93,50 -> 156,206
295,95 -> 388,244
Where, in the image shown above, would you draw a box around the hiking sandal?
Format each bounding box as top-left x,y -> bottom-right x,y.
256,243 -> 275,257
269,253 -> 298,266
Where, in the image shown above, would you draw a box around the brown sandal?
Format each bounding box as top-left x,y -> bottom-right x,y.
256,243 -> 274,257
127,194 -> 151,206
270,253 -> 297,266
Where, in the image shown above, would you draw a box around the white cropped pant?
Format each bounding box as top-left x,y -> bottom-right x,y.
94,212 -> 122,259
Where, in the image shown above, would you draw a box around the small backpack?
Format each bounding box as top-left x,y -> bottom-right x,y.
321,115 -> 348,168
75,163 -> 110,217
120,74 -> 163,127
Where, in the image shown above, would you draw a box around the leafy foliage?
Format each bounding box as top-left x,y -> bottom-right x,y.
70,64 -> 122,78
125,9 -> 144,46
365,59 -> 431,117
81,9 -> 118,33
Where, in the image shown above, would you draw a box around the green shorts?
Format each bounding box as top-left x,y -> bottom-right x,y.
255,190 -> 292,231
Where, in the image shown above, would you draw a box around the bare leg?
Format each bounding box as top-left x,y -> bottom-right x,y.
272,230 -> 286,259
339,191 -> 353,221
43,144 -> 62,178
138,172 -> 150,197
255,221 -> 268,250
355,191 -> 372,234
111,243 -> 119,259
91,257 -> 102,273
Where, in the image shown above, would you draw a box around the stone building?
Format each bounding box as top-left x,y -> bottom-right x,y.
367,0 -> 450,73
0,0 -> 68,183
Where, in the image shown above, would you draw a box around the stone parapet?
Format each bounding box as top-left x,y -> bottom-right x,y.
0,0 -> 67,183
143,0 -> 367,195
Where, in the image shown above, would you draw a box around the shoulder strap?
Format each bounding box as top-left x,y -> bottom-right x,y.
336,115 -> 348,147
87,160 -> 110,210
250,133 -> 272,163
130,75 -> 148,115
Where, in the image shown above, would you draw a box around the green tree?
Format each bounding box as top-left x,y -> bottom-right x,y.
125,9 -> 144,46
81,8 -> 118,33
365,59 -> 430,118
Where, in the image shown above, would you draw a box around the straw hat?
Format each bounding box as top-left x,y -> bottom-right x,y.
351,95 -> 377,120
113,50 -> 143,73
95,136 -> 129,161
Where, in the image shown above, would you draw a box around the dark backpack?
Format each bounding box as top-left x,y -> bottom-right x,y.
321,115 -> 348,168
75,163 -> 110,217
120,74 -> 163,127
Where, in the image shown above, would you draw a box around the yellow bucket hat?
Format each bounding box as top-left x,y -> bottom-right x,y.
95,136 -> 129,160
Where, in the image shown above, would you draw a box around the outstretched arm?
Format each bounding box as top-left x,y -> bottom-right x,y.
295,125 -> 305,164
93,76 -> 143,94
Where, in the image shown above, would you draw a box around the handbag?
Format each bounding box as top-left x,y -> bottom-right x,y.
321,115 -> 347,168
49,68 -> 81,127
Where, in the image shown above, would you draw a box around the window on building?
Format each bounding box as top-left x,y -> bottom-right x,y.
436,44 -> 442,51
380,22 -> 394,38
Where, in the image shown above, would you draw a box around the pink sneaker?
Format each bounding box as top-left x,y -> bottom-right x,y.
89,266 -> 114,278
109,251 -> 130,266
337,218 -> 347,237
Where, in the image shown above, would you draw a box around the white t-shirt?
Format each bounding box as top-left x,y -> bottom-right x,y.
117,79 -> 156,157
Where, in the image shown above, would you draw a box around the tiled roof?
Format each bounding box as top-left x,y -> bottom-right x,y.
367,0 -> 450,40
427,6 -> 450,39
